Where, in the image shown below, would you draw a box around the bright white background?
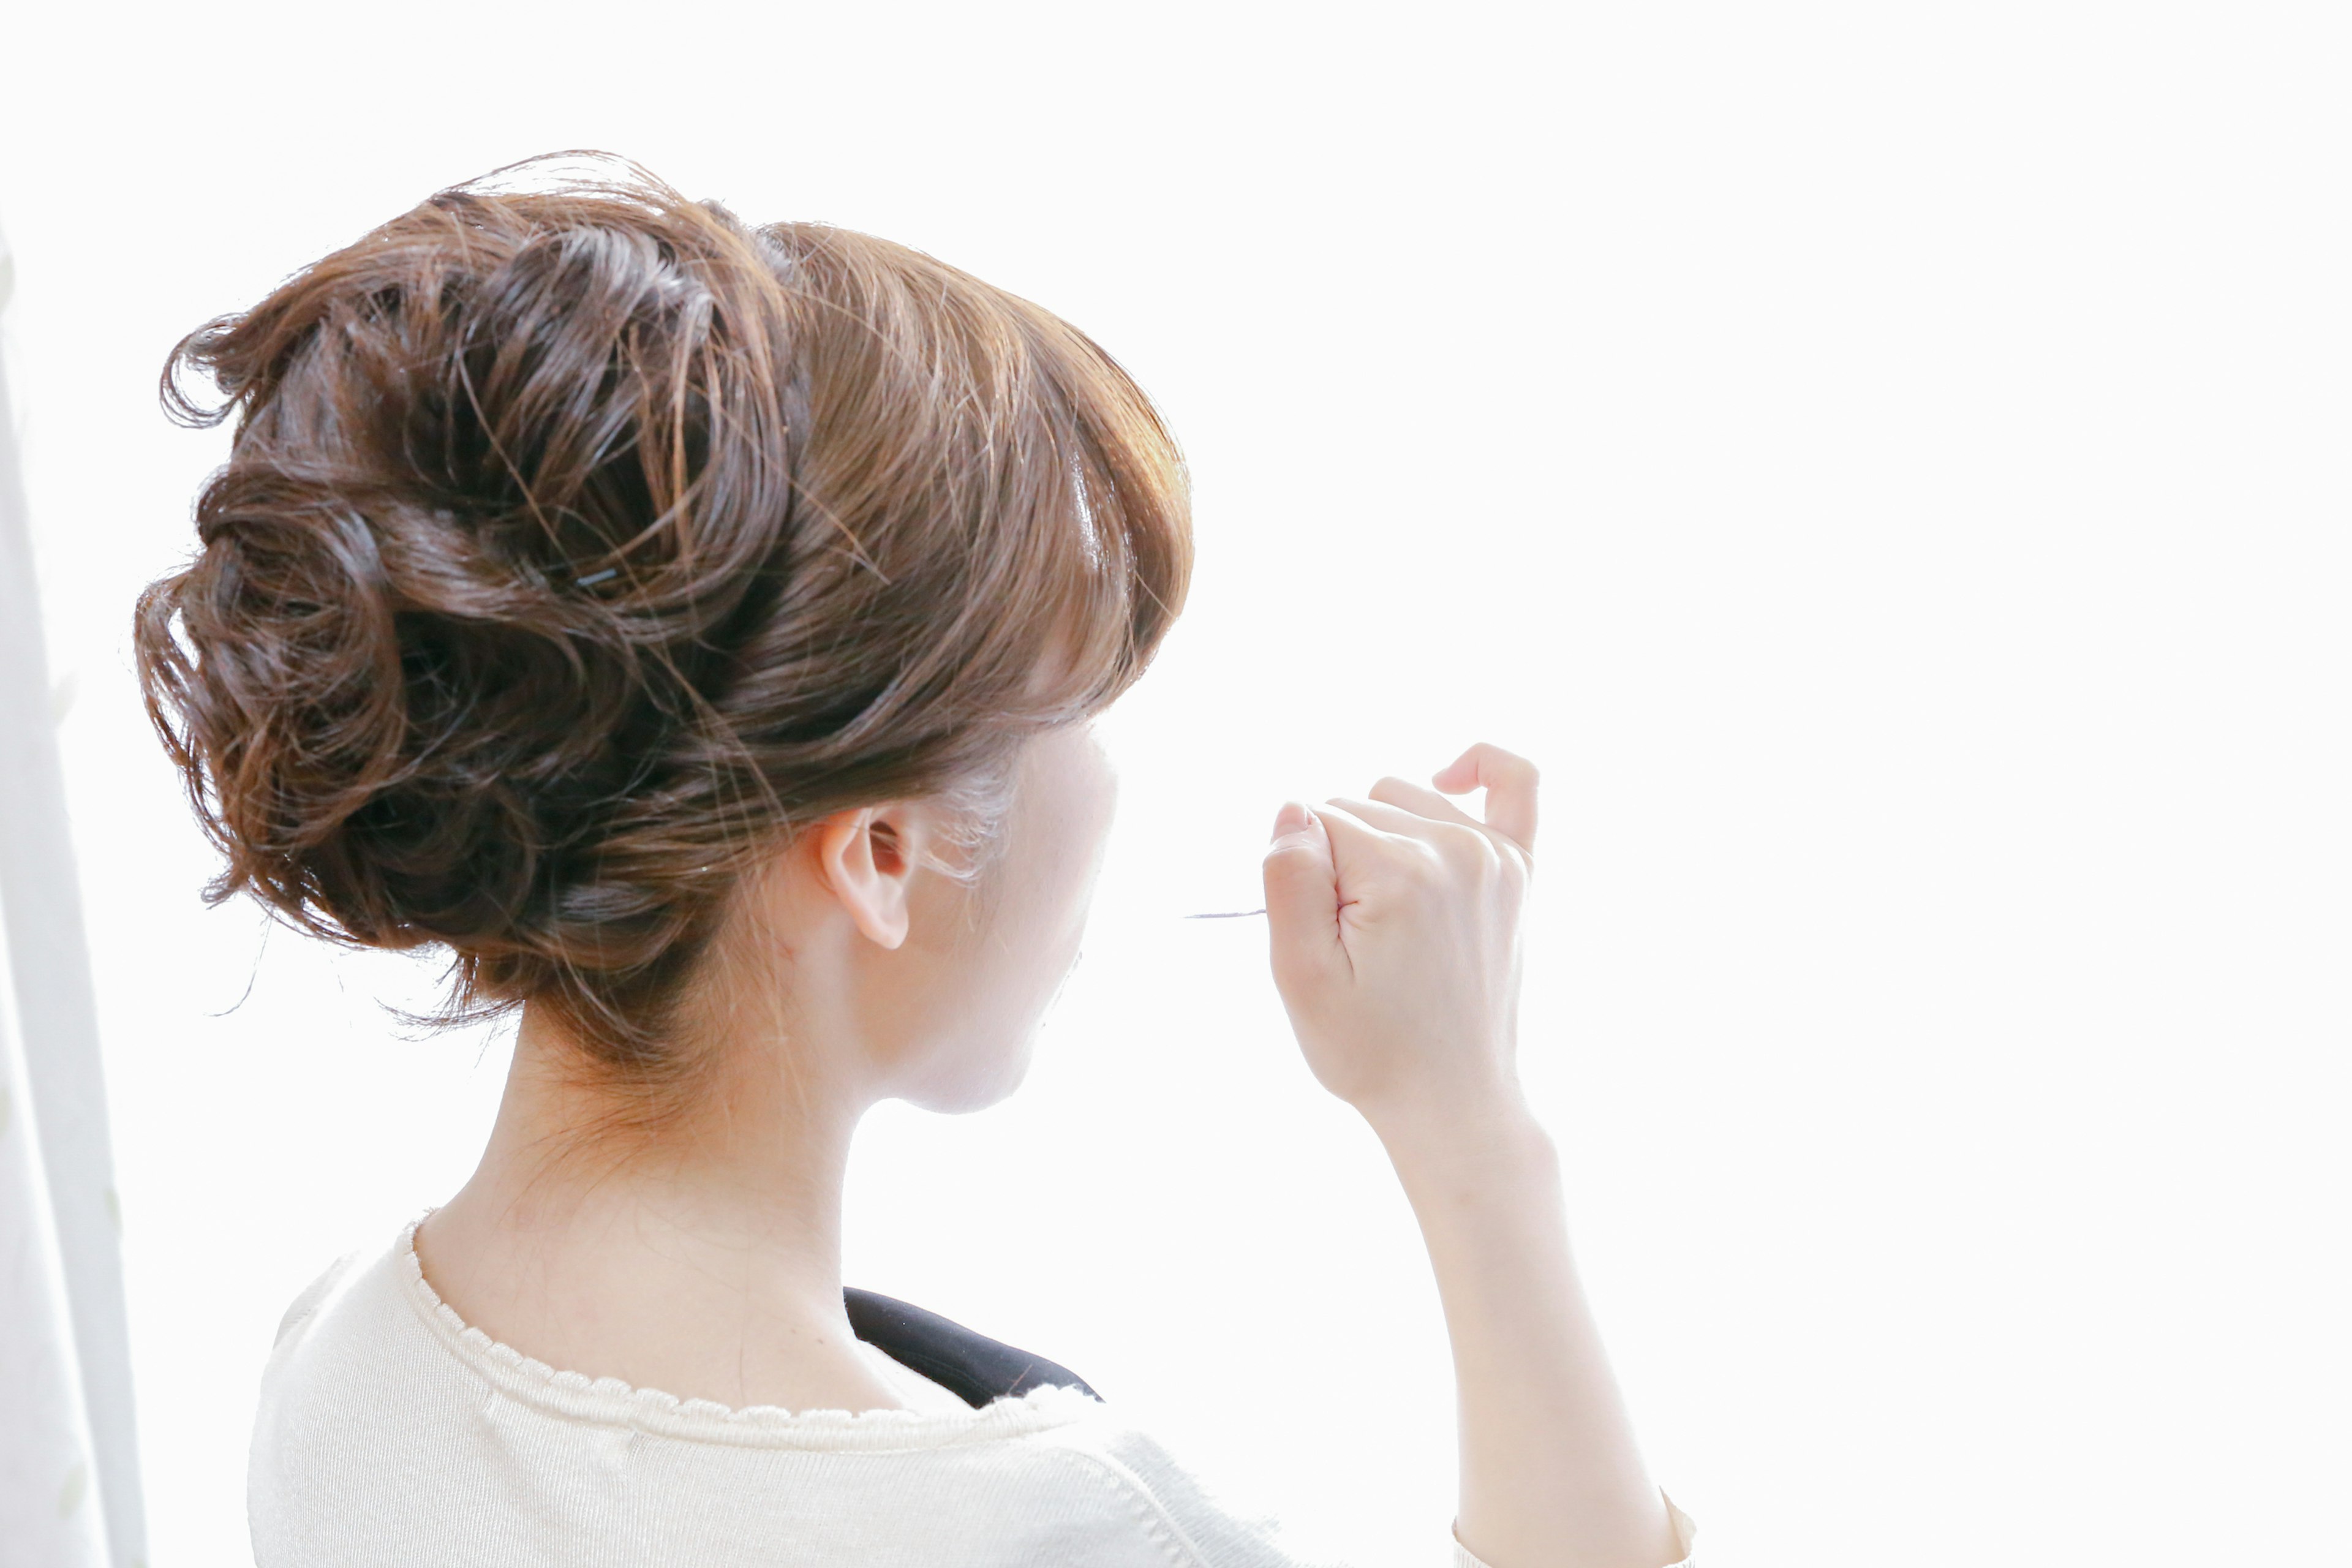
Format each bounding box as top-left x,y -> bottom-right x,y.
2,3 -> 2347,1563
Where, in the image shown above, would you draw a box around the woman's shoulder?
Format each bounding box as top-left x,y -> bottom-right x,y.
249,1223 -> 448,1473
266,1248 -> 367,1357
248,1222 -> 1176,1568
254,1222 -> 418,1401
249,1219 -> 1325,1566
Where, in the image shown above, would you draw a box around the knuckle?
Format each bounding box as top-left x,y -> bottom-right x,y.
1436,822 -> 1491,864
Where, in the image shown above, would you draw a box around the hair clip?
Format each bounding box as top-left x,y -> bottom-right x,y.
575,567 -> 619,587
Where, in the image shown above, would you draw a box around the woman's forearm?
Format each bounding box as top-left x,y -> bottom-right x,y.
1376,1099 -> 1681,1568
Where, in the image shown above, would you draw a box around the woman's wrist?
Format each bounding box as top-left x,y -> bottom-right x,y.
1366,1085 -> 1558,1201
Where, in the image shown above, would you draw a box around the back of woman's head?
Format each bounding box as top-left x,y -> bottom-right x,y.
136,154 -> 1191,1077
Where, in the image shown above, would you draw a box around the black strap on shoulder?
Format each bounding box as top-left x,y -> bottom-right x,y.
843,1287 -> 1099,1409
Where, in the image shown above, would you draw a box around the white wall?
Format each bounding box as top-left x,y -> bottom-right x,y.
1,3 -> 2346,1564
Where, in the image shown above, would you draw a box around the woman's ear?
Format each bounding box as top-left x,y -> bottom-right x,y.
809,805 -> 921,949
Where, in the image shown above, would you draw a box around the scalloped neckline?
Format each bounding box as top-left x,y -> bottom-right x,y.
395,1216 -> 1101,1446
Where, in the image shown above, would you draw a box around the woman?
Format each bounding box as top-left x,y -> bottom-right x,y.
137,156 -> 1694,1568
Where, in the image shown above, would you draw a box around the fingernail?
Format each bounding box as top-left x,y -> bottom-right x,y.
1271,801 -> 1313,839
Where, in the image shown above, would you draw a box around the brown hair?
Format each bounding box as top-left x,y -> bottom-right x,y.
136,154 -> 1189,1077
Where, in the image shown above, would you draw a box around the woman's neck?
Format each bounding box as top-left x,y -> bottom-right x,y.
415,1005 -> 910,1414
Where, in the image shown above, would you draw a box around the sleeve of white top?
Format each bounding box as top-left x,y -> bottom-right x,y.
1449,1491 -> 1698,1568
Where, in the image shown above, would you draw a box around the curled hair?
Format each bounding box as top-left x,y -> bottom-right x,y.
135,154 -> 1190,1076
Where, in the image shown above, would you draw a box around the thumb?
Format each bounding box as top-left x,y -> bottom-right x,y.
1262,801 -> 1346,998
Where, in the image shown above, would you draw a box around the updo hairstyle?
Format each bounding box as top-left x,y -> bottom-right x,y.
135,155 -> 1191,1078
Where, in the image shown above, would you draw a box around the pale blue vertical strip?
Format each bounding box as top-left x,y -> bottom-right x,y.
0,226 -> 148,1567
0,887 -> 113,1567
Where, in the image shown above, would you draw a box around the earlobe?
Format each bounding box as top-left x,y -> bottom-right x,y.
813,808 -> 914,950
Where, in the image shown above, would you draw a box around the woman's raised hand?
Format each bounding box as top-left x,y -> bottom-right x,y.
1261,742 -> 1539,1140
1264,748 -> 1684,1568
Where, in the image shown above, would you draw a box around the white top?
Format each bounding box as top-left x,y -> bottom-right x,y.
248,1219 -> 1697,1567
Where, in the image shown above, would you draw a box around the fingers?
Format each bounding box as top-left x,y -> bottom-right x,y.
1365,775 -> 1493,835
1431,742 -> 1539,853
1262,802 -> 1347,990
1328,793 -> 1500,864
